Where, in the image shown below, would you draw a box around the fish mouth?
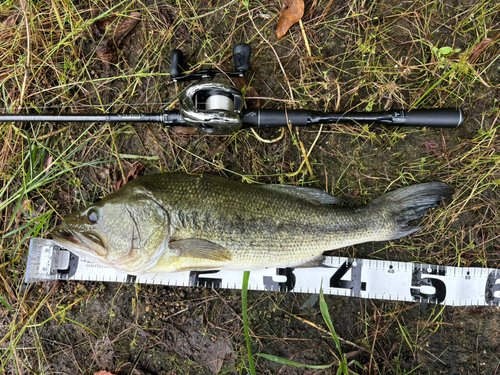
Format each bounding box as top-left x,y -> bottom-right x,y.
53,230 -> 107,258
54,230 -> 105,249
53,230 -> 81,245
82,231 -> 106,253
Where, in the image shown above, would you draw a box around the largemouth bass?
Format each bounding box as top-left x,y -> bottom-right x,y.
53,173 -> 453,274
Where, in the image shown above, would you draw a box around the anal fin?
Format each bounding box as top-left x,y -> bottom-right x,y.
296,254 -> 326,268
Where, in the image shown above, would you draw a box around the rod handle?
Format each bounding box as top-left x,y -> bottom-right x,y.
394,109 -> 464,128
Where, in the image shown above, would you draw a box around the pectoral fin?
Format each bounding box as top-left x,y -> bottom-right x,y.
169,239 -> 232,261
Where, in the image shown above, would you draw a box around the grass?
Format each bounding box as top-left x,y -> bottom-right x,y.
0,0 -> 499,373
241,271 -> 256,375
253,284 -> 363,374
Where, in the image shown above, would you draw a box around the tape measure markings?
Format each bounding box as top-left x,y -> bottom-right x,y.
25,238 -> 500,306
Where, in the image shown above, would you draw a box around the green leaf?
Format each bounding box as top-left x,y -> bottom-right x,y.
255,353 -> 332,369
438,46 -> 453,55
319,286 -> 342,353
242,271 -> 256,375
353,360 -> 364,370
0,294 -> 12,312
338,361 -> 349,375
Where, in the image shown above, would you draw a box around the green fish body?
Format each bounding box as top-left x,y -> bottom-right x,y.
53,173 -> 453,274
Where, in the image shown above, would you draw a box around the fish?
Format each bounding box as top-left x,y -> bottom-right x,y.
53,173 -> 453,274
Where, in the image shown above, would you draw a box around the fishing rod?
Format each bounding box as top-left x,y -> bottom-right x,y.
0,44 -> 464,135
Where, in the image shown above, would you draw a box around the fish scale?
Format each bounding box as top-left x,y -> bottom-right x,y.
53,173 -> 453,274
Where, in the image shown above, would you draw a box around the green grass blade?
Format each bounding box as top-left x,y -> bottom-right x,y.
319,285 -> 342,354
0,294 -> 12,312
242,271 -> 256,375
255,353 -> 332,369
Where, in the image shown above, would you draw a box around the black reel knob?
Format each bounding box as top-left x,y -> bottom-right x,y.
170,49 -> 185,81
233,43 -> 251,74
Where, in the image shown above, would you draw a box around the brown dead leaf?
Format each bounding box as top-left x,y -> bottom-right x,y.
423,140 -> 441,157
94,12 -> 141,68
0,126 -> 13,172
275,162 -> 291,172
33,198 -> 46,216
203,336 -> 233,374
0,13 -> 21,67
171,126 -> 198,135
114,162 -> 145,190
44,156 -> 53,173
159,5 -> 190,40
60,187 -> 70,202
2,12 -> 19,28
277,0 -> 304,40
468,37 -> 495,63
231,77 -> 261,109
93,371 -> 115,375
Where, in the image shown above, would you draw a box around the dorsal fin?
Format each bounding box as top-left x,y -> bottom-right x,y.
260,185 -> 344,205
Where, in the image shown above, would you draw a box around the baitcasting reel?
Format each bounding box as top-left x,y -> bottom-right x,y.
170,44 -> 250,134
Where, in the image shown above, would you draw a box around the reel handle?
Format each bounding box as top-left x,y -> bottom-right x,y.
170,49 -> 185,80
233,43 -> 251,73
170,43 -> 251,82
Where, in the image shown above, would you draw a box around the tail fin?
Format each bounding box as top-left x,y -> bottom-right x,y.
368,182 -> 453,241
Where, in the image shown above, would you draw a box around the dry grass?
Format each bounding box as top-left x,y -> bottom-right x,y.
0,0 -> 499,373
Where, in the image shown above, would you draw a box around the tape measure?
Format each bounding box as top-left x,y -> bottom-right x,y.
25,238 -> 500,306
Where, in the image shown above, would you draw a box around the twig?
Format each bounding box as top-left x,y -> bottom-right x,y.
10,124 -> 71,141
250,127 -> 285,143
287,125 -> 323,177
248,12 -> 294,102
108,123 -> 127,187
299,19 -> 312,57
20,0 -> 31,108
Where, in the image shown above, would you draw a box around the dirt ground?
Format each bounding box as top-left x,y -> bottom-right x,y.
1,0 -> 500,374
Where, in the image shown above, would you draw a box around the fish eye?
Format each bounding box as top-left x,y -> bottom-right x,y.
87,210 -> 99,224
